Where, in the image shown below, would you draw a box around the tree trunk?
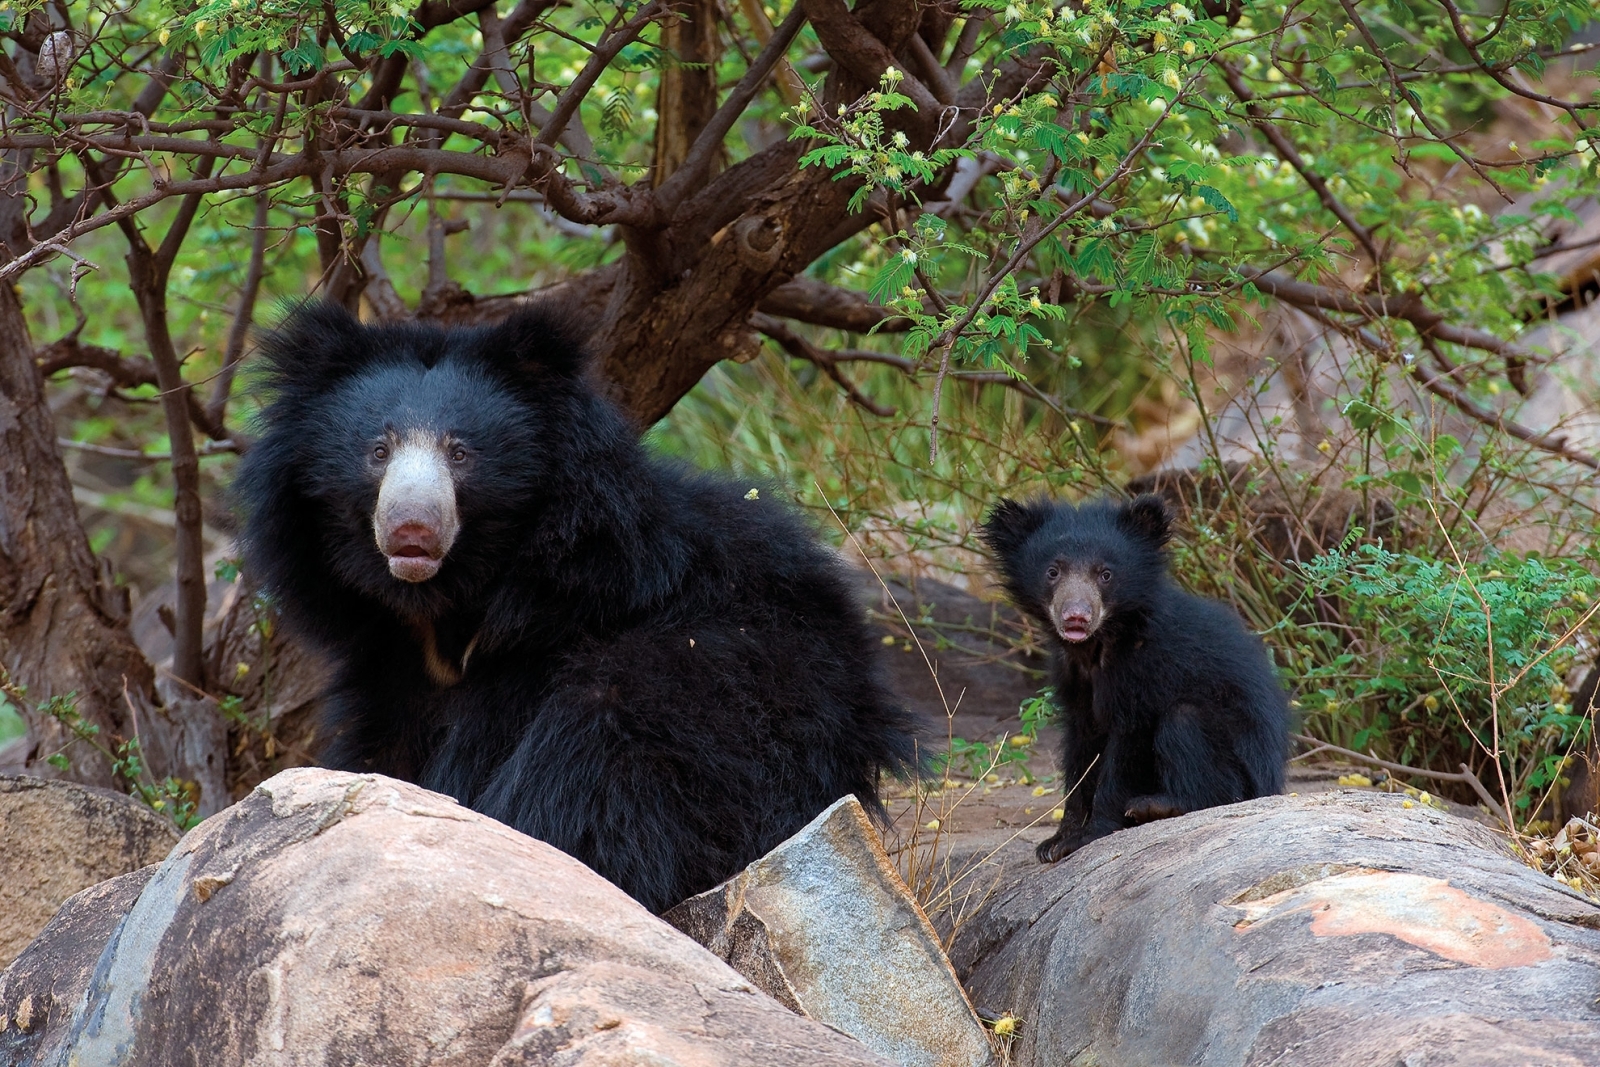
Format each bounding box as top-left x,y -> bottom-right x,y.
0,282 -> 158,789
653,0 -> 723,187
598,140 -> 868,425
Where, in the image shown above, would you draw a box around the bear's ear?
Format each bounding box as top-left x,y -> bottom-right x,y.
255,300 -> 379,390
1118,493 -> 1171,547
478,306 -> 589,384
980,498 -> 1052,559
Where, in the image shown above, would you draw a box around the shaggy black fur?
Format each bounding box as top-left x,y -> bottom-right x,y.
981,494 -> 1289,862
235,303 -> 919,912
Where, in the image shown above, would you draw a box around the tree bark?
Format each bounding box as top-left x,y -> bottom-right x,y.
0,282 -> 158,788
653,0 -> 723,186
123,229 -> 207,690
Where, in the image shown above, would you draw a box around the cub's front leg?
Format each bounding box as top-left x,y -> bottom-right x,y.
1036,714 -> 1110,863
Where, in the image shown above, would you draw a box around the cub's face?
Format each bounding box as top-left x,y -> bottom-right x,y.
1042,558 -> 1113,644
981,495 -> 1172,645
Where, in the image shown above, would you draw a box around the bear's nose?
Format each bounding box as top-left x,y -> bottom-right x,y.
1058,600 -> 1097,643
386,521 -> 441,558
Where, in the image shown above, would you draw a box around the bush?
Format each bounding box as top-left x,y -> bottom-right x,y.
1290,541 -> 1600,822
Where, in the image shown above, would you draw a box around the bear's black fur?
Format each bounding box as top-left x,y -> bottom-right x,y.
981,494 -> 1289,862
235,303 -> 919,912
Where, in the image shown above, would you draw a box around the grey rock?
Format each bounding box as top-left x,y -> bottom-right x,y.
667,795 -> 995,1067
0,775 -> 179,967
947,790 -> 1600,1067
0,768 -> 894,1067
0,866 -> 157,1063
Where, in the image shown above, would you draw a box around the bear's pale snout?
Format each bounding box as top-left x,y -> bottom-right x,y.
373,432 -> 460,582
1049,568 -> 1104,643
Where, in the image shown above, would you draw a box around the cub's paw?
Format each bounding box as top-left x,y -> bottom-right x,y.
1124,794 -> 1186,825
1036,827 -> 1097,864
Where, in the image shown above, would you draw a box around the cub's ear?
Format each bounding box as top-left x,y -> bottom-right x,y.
1118,493 -> 1171,547
255,300 -> 375,391
980,498 -> 1053,559
479,306 -> 589,383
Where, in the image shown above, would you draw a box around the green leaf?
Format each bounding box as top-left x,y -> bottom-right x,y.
1196,185 -> 1238,222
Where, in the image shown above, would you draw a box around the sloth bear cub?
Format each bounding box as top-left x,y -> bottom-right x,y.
982,494 -> 1289,862
236,303 -> 918,912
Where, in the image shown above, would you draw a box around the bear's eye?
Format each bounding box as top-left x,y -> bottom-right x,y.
1046,564 -> 1061,582
450,447 -> 468,464
1099,569 -> 1113,584
371,444 -> 389,462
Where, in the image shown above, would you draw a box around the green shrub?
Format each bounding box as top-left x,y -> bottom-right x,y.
1290,541 -> 1600,822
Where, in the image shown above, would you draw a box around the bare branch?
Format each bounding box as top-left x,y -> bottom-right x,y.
1295,303 -> 1600,472
752,311 -> 896,415
57,437 -> 237,462
207,191 -> 270,426
1434,0 -> 1593,125
113,152 -> 215,687
1335,0 -> 1508,199
536,1 -> 665,150
799,0 -> 943,129
1240,267 -> 1541,377
906,33 -> 954,105
435,0 -> 558,120
757,275 -> 910,333
36,336 -> 155,384
943,15 -> 985,79
1292,733 -> 1509,826
751,311 -> 1119,427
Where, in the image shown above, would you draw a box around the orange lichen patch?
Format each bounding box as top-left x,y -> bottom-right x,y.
1231,869 -> 1553,969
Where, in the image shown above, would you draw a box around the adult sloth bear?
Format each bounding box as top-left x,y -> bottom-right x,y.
236,303 -> 918,912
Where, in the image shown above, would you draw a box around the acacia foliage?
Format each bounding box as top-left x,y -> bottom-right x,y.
5,0 -> 1600,812
5,0 -> 1600,432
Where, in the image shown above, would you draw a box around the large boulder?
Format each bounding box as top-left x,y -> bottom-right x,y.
948,790 -> 1600,1067
0,768 -> 893,1067
667,795 -> 994,1067
0,775 -> 179,967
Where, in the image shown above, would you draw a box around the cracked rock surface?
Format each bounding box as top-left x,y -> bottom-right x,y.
0,767 -> 893,1067
947,790 -> 1600,1067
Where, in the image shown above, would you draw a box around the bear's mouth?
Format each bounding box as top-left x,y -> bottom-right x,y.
1058,622 -> 1092,643
387,543 -> 443,582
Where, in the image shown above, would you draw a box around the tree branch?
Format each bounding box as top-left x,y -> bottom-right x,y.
758,275 -> 910,332
35,336 -> 155,384
1240,267 -> 1541,380
1294,303 -> 1600,472
1219,61 -> 1380,265
1293,733 -> 1508,826
799,0 -> 943,131
752,311 -> 896,415
535,1 -> 665,150
943,15 -> 984,79
109,155 -> 213,687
